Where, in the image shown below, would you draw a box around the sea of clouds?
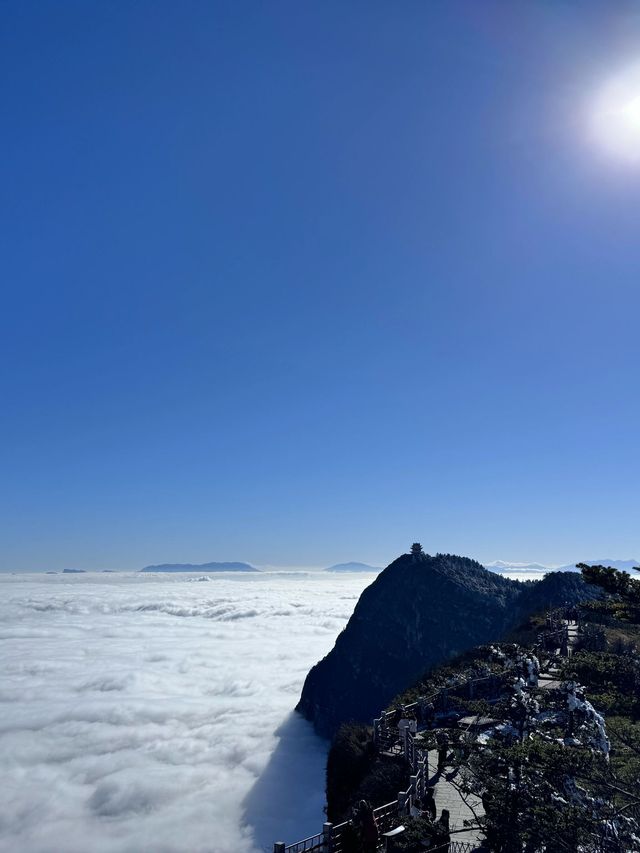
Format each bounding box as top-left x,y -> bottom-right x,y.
0,571 -> 376,853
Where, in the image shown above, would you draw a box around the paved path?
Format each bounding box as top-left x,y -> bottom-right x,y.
425,751 -> 485,850
567,622 -> 579,655
539,619 -> 579,690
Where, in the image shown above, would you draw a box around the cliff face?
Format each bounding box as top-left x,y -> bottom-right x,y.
297,552 -> 597,737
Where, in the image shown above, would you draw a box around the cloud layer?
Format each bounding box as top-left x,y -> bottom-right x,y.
0,572 -> 374,853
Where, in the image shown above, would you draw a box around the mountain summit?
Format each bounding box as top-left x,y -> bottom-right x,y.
297,550 -> 598,736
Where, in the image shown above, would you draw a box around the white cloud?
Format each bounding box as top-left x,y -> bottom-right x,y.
0,572 -> 373,853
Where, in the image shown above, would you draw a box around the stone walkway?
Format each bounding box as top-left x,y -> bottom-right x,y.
567,622 -> 579,653
539,619 -> 579,691
425,750 -> 485,850
538,673 -> 561,690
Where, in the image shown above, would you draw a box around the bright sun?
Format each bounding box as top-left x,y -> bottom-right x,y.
591,63 -> 640,163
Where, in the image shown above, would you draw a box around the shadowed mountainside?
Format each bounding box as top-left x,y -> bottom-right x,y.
297,551 -> 599,737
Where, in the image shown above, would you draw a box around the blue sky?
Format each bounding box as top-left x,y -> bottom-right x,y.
2,2 -> 639,571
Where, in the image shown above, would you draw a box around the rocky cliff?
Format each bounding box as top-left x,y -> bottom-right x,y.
297,551 -> 598,736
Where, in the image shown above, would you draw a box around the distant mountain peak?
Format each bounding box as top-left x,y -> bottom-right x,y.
325,561 -> 382,573
140,561 -> 258,573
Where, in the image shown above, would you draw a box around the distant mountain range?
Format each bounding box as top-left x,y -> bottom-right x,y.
330,558 -> 640,576
140,561 -> 259,573
6,557 -> 639,575
485,559 -> 640,574
325,562 -> 382,573
484,561 -> 550,573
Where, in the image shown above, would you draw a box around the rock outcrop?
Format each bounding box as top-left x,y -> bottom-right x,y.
297,551 -> 598,737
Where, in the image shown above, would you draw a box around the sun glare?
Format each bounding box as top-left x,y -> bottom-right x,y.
591,63 -> 640,163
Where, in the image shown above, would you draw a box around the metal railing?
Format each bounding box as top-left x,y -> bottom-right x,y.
330,800 -> 405,853
283,739 -> 433,853
282,833 -> 324,853
373,671 -> 507,756
428,842 -> 477,853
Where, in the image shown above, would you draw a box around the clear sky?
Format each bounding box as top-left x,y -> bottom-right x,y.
2,2 -> 639,571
